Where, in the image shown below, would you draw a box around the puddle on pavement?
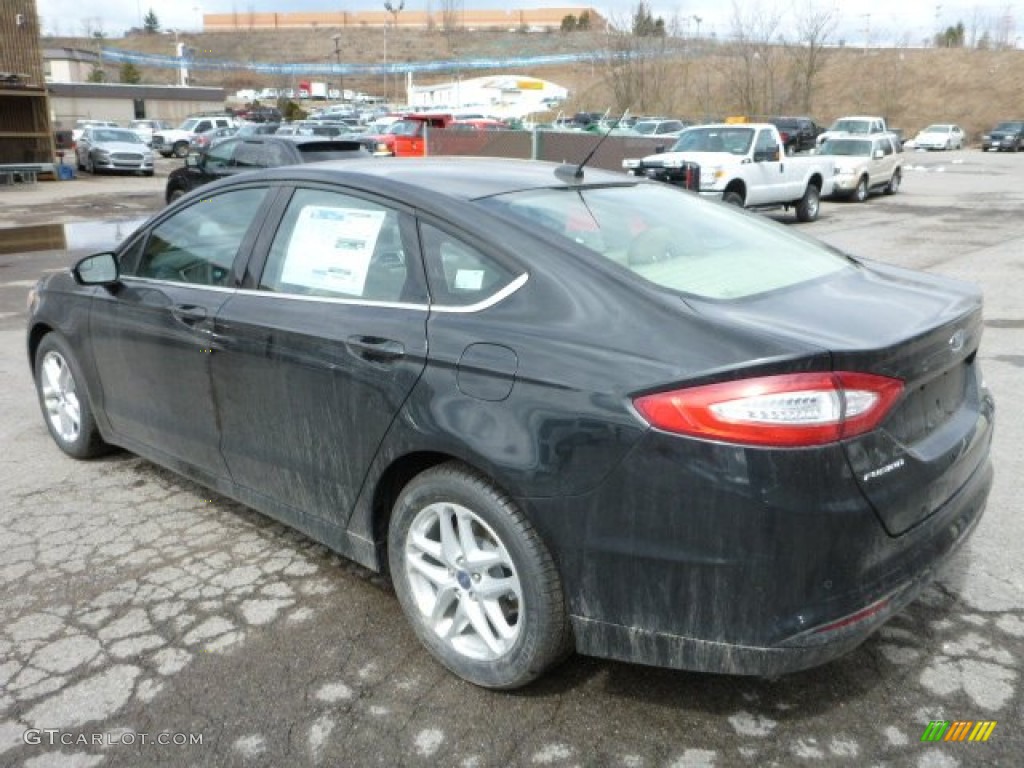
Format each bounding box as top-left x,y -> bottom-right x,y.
0,218 -> 147,256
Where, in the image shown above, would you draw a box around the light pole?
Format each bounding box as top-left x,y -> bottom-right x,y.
383,1 -> 404,105
693,15 -> 702,39
332,33 -> 343,102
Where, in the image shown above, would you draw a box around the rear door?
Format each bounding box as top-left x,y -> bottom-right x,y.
211,184 -> 429,523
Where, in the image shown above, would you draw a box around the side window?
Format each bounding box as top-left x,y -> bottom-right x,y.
755,129 -> 777,155
420,222 -> 519,307
879,139 -> 893,157
261,188 -> 415,303
204,140 -> 237,169
196,120 -> 212,133
134,187 -> 268,286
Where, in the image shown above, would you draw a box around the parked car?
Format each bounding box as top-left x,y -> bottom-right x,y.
237,106 -> 283,123
981,120 -> 1024,152
630,118 -> 690,137
153,115 -> 240,158
71,119 -> 119,146
820,133 -> 904,202
816,115 -> 891,147
74,126 -> 155,176
128,119 -> 171,147
164,136 -> 367,203
908,124 -> 965,151
768,116 -> 823,154
190,125 -> 240,152
27,157 -> 993,689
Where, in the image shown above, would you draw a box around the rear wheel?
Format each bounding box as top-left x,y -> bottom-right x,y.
172,141 -> 189,158
34,334 -> 109,459
166,187 -> 187,204
722,190 -> 744,208
852,176 -> 869,203
795,183 -> 820,222
388,462 -> 572,689
884,169 -> 901,195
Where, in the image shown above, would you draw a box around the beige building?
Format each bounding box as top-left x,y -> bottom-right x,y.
43,47 -> 102,83
49,83 -> 227,128
204,7 -> 606,31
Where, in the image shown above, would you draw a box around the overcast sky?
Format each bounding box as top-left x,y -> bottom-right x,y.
36,0 -> 1021,50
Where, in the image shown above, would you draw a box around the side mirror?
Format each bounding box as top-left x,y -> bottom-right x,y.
873,149 -> 884,159
72,252 -> 119,286
185,153 -> 201,168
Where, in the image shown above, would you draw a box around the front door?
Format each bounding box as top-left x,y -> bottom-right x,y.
89,186 -> 273,478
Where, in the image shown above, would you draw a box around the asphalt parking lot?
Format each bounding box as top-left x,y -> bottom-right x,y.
0,150 -> 1021,767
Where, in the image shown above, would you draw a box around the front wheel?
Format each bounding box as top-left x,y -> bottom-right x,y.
852,176 -> 869,203
884,169 -> 901,195
795,184 -> 820,222
388,462 -> 572,689
34,334 -> 109,459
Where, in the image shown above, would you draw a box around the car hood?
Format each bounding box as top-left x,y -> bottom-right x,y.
829,156 -> 870,173
92,141 -> 150,153
641,151 -> 738,166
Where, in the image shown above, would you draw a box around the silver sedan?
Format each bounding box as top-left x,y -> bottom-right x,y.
75,127 -> 155,175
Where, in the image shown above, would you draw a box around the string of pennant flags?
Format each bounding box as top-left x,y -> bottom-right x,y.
96,46 -> 660,76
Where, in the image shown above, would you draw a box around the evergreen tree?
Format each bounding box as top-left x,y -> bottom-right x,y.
120,62 -> 142,83
144,9 -> 160,34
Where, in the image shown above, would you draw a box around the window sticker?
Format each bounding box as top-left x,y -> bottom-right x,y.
280,206 -> 386,296
454,269 -> 485,291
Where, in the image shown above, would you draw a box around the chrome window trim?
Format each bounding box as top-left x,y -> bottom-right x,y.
431,272 -> 529,313
121,276 -> 237,293
234,288 -> 429,312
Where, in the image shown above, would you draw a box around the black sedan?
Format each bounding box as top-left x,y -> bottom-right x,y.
27,158 -> 994,689
165,135 -> 367,203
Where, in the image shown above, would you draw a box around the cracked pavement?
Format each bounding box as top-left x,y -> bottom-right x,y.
0,150 -> 1021,766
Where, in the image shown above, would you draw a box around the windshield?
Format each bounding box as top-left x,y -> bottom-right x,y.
922,125 -> 949,133
390,120 -> 424,137
670,127 -> 754,154
995,122 -> 1023,131
478,184 -> 850,300
180,119 -> 200,131
95,130 -> 143,144
830,119 -> 871,133
820,139 -> 872,156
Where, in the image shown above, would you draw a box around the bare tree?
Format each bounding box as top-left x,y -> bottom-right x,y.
787,1 -> 838,113
725,1 -> 783,116
601,8 -> 686,115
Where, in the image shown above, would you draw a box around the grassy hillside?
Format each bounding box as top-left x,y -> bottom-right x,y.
49,28 -> 1024,139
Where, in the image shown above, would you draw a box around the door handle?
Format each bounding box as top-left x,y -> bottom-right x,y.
171,304 -> 212,332
346,335 -> 405,362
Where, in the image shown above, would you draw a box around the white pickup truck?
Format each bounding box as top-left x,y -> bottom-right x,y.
623,123 -> 835,222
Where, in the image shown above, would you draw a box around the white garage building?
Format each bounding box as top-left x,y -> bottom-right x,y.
406,75 -> 567,120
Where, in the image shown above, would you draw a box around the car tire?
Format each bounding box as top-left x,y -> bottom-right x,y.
33,334 -> 110,460
144,170 -> 155,177
166,187 -> 187,204
852,176 -> 869,203
722,190 -> 744,208
795,183 -> 820,222
388,462 -> 572,690
86,155 -> 96,174
884,170 -> 901,195
172,141 -> 189,158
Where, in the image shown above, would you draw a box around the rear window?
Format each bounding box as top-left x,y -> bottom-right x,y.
478,184 -> 851,300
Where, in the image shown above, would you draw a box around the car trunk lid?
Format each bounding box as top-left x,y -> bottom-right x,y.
692,262 -> 992,535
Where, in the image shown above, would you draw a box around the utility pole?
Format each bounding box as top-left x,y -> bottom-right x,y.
332,33 -> 344,102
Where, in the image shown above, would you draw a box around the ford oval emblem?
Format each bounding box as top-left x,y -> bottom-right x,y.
949,329 -> 966,354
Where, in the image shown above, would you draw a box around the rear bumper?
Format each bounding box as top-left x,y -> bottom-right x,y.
525,428 -> 993,676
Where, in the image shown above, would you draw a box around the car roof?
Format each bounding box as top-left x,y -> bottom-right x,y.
215,157 -> 635,201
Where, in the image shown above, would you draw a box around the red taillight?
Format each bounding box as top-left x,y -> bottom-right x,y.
633,372 -> 904,447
